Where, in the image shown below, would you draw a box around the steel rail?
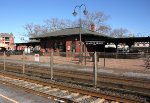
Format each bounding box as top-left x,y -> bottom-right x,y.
0,64 -> 150,97
0,72 -> 139,103
0,64 -> 150,90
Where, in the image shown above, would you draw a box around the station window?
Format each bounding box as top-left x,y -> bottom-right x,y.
143,42 -> 146,46
59,42 -> 66,52
72,40 -> 76,53
53,42 -> 59,50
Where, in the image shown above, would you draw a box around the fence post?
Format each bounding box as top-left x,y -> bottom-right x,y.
85,51 -> 87,65
104,52 -> 105,67
22,51 -> 25,74
93,52 -> 97,88
104,44 -> 106,67
4,51 -> 6,71
50,52 -> 53,80
84,46 -> 87,65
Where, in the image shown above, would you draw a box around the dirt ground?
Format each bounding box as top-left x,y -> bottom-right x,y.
0,54 -> 149,73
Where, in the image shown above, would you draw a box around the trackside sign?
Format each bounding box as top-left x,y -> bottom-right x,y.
35,54 -> 39,62
85,41 -> 104,45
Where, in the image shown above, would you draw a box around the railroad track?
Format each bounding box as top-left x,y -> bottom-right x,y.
0,62 -> 150,95
0,62 -> 150,103
0,72 -> 133,103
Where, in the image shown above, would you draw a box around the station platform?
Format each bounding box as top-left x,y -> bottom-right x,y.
0,82 -> 55,103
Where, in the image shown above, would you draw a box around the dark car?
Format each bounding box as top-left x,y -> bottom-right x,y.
5,50 -> 14,56
12,50 -> 24,55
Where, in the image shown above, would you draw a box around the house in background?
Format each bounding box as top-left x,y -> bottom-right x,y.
0,33 -> 15,51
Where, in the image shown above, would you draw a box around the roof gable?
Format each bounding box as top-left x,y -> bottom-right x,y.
31,27 -> 110,39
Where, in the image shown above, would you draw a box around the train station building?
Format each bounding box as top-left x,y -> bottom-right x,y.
16,27 -> 150,56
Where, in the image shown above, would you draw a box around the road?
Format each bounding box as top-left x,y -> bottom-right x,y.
0,82 -> 57,103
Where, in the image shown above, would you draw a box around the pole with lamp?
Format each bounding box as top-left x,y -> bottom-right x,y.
72,4 -> 88,64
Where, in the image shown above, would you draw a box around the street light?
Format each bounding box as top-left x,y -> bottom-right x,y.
72,4 -> 88,64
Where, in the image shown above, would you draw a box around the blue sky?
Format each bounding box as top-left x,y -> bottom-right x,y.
0,0 -> 150,43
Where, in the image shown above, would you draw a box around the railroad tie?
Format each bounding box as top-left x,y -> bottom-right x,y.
57,90 -> 70,97
11,78 -> 19,81
34,84 -> 43,87
26,84 -> 38,89
4,78 -> 12,81
17,80 -> 24,82
31,85 -> 44,91
6,79 -> 15,83
11,81 -> 23,85
23,81 -> 31,85
44,88 -> 59,93
75,95 -> 91,102
36,86 -> 51,92
61,90 -> 68,93
3,77 -> 10,79
22,83 -> 35,88
24,83 -> 34,87
28,83 -> 37,86
111,101 -> 119,103
10,79 -> 18,82
63,92 -> 79,99
91,98 -> 105,103
42,86 -> 51,89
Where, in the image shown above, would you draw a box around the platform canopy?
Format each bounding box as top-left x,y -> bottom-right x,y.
105,37 -> 150,45
15,40 -> 40,47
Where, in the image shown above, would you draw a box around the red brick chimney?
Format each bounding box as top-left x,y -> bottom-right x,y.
91,23 -> 96,31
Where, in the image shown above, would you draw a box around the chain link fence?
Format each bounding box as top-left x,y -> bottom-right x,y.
0,51 -> 149,87
0,51 -> 149,71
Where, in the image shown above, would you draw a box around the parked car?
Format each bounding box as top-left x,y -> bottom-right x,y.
6,50 -> 14,56
9,50 -> 23,55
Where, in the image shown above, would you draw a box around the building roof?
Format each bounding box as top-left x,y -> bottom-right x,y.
15,40 -> 40,45
106,37 -> 150,43
0,33 -> 13,37
27,39 -> 40,43
31,27 -> 111,39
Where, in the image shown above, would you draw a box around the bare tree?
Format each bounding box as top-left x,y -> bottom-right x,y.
70,11 -> 111,35
44,18 -> 73,32
24,23 -> 47,38
82,12 -> 109,32
110,28 -> 129,38
98,25 -> 112,35
136,33 -> 146,37
23,11 -> 110,38
23,10 -> 132,39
